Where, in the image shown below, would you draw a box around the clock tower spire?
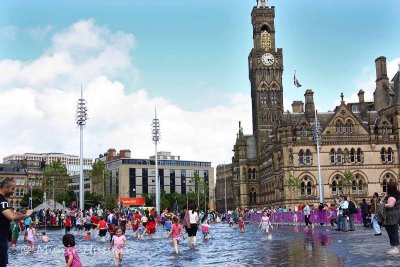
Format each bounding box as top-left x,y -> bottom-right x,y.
249,3 -> 284,156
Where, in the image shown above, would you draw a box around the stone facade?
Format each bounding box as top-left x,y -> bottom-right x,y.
215,3 -> 400,210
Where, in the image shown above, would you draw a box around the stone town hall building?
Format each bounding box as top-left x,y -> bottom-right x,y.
215,2 -> 400,210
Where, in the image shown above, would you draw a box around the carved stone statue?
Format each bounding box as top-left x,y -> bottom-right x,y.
257,0 -> 267,8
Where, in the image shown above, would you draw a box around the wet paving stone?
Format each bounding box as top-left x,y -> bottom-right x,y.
7,223 -> 399,266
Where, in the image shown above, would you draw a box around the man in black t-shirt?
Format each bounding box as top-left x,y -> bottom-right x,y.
0,178 -> 33,266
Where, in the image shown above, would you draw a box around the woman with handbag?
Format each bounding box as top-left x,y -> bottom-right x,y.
380,181 -> 400,254
370,192 -> 382,236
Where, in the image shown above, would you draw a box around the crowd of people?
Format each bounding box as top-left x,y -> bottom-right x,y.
1,176 -> 400,266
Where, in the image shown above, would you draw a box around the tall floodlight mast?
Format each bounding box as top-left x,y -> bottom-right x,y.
76,86 -> 88,211
152,108 -> 161,215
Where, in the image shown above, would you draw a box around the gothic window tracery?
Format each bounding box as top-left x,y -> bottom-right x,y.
350,148 -> 355,163
336,148 -> 343,164
330,149 -> 335,164
332,175 -> 343,195
300,176 -> 312,196
305,149 -> 312,166
382,122 -> 388,135
382,173 -> 395,193
298,149 -> 304,165
345,119 -> 353,133
335,120 -> 343,133
356,148 -> 362,163
260,91 -> 267,105
351,174 -> 365,194
261,26 -> 271,51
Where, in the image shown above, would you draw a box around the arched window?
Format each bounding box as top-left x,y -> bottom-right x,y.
357,148 -> 362,163
387,147 -> 393,162
345,119 -> 353,133
300,181 -> 306,196
301,123 -> 307,136
336,120 -> 343,133
260,92 -> 267,105
382,122 -> 388,135
307,181 -> 312,196
261,28 -> 271,51
253,191 -> 257,204
383,179 -> 388,193
298,150 -> 304,165
253,169 -> 256,179
358,179 -> 363,194
332,180 -> 337,195
330,149 -> 336,164
351,179 -> 357,194
381,148 -> 386,162
271,91 -> 277,105
305,149 -> 312,165
383,173 -> 395,193
350,148 -> 356,163
336,148 -> 342,164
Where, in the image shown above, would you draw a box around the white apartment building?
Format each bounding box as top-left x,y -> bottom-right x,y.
3,153 -> 93,175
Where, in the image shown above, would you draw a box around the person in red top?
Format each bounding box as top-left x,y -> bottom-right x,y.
135,212 -> 141,220
146,216 -> 156,238
297,204 -> 303,212
91,214 -> 99,229
131,218 -> 139,237
65,216 -> 72,234
108,223 -> 115,243
97,217 -> 108,240
150,208 -> 156,217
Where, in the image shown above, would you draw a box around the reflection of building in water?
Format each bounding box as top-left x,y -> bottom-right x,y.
216,2 -> 400,210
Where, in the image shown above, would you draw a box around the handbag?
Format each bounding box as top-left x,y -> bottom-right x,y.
342,208 -> 350,216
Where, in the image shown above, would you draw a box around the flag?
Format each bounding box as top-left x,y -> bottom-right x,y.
294,71 -> 302,88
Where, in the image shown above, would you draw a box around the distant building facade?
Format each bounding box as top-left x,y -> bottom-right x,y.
0,164 -> 28,208
3,152 -> 94,199
216,3 -> 400,210
100,149 -> 215,211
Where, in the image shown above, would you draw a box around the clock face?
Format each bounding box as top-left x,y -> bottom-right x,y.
261,53 -> 274,66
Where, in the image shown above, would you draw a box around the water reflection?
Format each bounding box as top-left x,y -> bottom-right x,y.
8,224 -> 346,267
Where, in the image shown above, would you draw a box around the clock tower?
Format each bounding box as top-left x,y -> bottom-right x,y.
248,4 -> 284,156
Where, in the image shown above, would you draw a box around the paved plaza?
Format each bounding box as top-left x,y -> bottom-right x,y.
6,222 -> 400,266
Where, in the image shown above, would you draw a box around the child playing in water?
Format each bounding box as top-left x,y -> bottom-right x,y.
201,217 -> 211,239
166,216 -> 185,254
83,231 -> 91,240
239,216 -> 245,232
108,223 -> 115,243
25,222 -> 38,252
41,232 -> 49,243
131,218 -> 139,238
259,212 -> 273,235
110,227 -> 127,266
137,222 -> 146,240
63,234 -> 83,267
165,217 -> 172,237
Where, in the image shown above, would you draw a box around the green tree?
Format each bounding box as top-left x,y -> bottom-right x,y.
84,192 -> 104,209
20,188 -> 44,208
89,161 -> 109,197
343,170 -> 354,195
104,194 -> 118,210
55,190 -> 76,207
43,159 -> 68,203
287,174 -> 301,199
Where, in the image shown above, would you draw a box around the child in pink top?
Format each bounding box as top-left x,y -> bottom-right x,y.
110,227 -> 127,266
63,234 -> 83,267
167,216 -> 185,254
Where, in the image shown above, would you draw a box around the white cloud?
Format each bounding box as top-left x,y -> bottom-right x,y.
0,19 -> 251,167
26,24 -> 53,40
343,57 -> 400,105
0,25 -> 18,40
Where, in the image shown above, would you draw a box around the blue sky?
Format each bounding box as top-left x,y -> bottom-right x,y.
1,0 -> 399,110
0,0 -> 399,164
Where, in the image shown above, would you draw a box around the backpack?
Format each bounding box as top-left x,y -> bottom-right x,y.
349,201 -> 358,214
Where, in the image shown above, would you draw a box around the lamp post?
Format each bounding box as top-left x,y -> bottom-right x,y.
152,108 -> 161,215
224,164 -> 227,214
76,86 -> 88,211
29,178 -> 33,210
312,109 -> 324,204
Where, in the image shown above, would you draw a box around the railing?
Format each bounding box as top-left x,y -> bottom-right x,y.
227,210 -> 363,224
